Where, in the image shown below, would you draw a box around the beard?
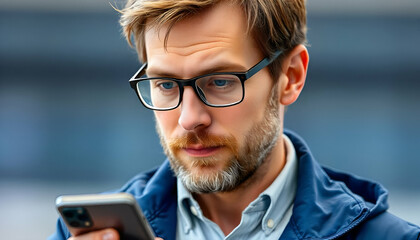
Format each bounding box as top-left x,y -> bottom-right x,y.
157,83 -> 281,193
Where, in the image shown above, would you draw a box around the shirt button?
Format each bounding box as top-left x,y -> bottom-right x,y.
190,206 -> 198,216
267,219 -> 275,229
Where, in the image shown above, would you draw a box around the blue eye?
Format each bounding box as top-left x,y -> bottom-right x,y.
213,79 -> 228,87
161,82 -> 175,89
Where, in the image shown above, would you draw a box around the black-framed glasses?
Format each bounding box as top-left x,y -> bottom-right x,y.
129,50 -> 282,111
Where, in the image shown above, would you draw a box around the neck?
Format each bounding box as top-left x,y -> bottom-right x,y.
193,135 -> 287,235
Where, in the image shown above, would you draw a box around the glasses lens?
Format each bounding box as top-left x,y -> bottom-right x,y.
137,79 -> 180,110
136,74 -> 244,110
196,74 -> 243,106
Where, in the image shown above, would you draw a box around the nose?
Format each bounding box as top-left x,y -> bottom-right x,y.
178,87 -> 211,131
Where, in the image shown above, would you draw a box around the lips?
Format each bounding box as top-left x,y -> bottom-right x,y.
184,145 -> 221,157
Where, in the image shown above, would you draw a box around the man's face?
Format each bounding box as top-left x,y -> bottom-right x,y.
144,2 -> 282,193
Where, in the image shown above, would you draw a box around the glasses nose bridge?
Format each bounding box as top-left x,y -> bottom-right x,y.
177,77 -> 206,105
178,77 -> 198,89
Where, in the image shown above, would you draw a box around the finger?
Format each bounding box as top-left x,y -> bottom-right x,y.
68,228 -> 119,240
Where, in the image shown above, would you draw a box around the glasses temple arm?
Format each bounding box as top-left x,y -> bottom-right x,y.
130,62 -> 148,81
245,50 -> 282,79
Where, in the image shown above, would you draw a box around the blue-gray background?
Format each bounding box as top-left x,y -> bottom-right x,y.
0,0 -> 419,239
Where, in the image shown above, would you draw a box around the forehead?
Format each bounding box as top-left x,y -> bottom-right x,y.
144,1 -> 262,77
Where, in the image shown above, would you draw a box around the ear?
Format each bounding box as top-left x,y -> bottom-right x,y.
278,44 -> 309,106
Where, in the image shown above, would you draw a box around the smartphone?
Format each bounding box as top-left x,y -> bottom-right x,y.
56,192 -> 155,240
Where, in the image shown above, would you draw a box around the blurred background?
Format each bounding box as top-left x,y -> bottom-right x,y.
1,0 -> 419,239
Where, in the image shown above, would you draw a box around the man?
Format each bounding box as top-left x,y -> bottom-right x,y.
50,0 -> 420,239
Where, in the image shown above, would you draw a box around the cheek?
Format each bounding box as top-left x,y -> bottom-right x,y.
214,102 -> 262,142
241,87 -> 272,120
224,79 -> 273,139
229,74 -> 272,117
155,111 -> 179,137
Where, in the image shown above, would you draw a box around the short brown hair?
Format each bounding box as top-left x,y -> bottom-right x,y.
119,0 -> 307,80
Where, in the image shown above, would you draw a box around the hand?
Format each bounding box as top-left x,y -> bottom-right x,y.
67,228 -> 164,240
68,228 -> 119,240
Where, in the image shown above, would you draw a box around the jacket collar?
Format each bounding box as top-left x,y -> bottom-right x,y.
137,160 -> 178,240
282,129 -> 388,239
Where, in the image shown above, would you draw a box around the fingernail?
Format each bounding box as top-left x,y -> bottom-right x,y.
102,231 -> 115,240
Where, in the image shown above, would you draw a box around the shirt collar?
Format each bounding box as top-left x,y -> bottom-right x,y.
177,179 -> 195,233
259,133 -> 298,234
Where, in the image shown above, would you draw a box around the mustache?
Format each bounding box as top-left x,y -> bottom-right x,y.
168,131 -> 238,153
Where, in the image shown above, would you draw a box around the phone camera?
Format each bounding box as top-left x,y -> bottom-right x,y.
77,212 -> 90,221
69,221 -> 80,228
63,210 -> 74,219
62,207 -> 92,228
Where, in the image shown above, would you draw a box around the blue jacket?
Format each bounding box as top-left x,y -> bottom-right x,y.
50,130 -> 420,240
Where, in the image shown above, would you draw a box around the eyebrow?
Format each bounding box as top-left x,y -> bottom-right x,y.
146,62 -> 248,79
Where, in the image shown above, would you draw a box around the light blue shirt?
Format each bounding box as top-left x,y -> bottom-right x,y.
176,134 -> 298,240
